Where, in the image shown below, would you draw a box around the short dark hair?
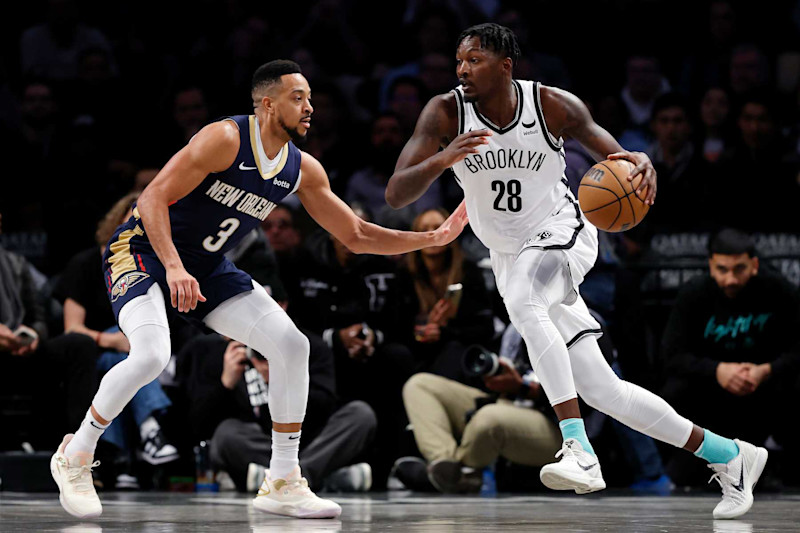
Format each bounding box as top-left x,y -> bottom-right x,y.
709,228 -> 756,257
251,60 -> 302,96
457,23 -> 520,68
651,92 -> 690,120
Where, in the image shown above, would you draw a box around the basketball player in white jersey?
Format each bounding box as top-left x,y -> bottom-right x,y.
50,60 -> 469,520
387,24 -> 766,519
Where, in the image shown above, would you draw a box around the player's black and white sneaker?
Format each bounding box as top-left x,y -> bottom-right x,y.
539,438 -> 606,494
709,438 -> 768,519
139,427 -> 179,465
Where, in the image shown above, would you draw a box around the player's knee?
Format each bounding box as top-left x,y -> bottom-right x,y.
129,326 -> 171,378
578,376 -> 626,412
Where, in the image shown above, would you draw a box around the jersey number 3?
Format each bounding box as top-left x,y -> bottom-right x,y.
492,179 -> 522,212
203,218 -> 241,252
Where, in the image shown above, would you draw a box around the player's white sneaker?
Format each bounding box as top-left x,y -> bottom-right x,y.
50,434 -> 102,518
539,438 -> 606,494
252,466 -> 342,519
709,438 -> 768,519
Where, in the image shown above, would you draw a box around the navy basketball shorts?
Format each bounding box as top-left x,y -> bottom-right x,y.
103,231 -> 253,323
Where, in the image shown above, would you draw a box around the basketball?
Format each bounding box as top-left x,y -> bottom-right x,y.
578,159 -> 650,232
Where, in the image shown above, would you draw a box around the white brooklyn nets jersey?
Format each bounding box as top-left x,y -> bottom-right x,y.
451,80 -> 594,256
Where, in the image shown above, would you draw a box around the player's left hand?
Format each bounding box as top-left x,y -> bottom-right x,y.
483,358 -> 523,394
607,151 -> 657,206
432,200 -> 469,246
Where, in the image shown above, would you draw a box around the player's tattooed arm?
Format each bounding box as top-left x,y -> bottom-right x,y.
386,94 -> 490,208
138,120 -> 240,311
542,85 -> 657,205
299,152 -> 469,254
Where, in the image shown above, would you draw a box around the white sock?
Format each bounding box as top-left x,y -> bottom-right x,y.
139,415 -> 160,441
64,409 -> 110,457
270,430 -> 301,480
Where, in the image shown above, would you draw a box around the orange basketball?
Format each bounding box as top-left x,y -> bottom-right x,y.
578,159 -> 650,232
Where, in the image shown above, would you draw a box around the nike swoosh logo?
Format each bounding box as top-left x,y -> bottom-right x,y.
90,421 -> 104,430
239,162 -> 258,171
522,120 -> 536,128
577,461 -> 598,471
288,435 -> 300,440
732,466 -> 745,492
257,487 -> 270,496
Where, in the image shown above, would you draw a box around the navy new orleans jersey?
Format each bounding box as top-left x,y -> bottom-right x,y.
103,114 -> 302,321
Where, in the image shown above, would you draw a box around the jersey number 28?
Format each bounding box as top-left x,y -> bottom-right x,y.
202,218 -> 240,252
492,179 -> 522,212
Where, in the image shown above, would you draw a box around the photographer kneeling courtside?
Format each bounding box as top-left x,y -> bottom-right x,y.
397,323 -> 562,493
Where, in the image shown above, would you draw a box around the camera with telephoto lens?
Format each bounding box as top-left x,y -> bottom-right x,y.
462,344 -> 502,378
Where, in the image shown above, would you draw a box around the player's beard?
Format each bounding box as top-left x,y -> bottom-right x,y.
278,114 -> 307,145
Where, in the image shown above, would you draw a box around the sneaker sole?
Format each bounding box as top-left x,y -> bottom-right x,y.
50,453 -> 102,519
540,466 -> 606,494
252,497 -> 342,519
714,447 -> 768,520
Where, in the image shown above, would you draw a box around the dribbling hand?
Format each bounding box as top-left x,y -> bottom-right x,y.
439,129 -> 492,167
167,266 -> 207,312
607,151 -> 657,205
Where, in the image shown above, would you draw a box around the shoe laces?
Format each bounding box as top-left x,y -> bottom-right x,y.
277,476 -> 313,497
708,464 -> 736,498
68,460 -> 100,493
555,441 -> 580,461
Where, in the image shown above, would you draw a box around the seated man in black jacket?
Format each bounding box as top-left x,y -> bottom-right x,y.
182,331 -> 376,493
661,228 -> 800,485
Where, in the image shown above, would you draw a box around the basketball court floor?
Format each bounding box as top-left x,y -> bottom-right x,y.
2,491 -> 798,532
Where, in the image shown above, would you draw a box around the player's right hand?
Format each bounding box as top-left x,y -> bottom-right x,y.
438,129 -> 491,167
166,266 -> 207,312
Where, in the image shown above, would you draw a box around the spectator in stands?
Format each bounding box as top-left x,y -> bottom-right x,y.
402,208 -> 495,385
645,93 -> 712,232
302,82 -> 353,195
729,44 -> 770,96
386,76 -> 426,137
397,323 -> 561,493
679,0 -> 738,97
55,193 -> 179,469
172,87 -> 209,150
620,55 -> 670,131
20,0 -> 117,81
661,229 -> 800,486
346,113 -> 442,228
183,333 -> 376,492
0,210 -> 96,448
698,87 -> 732,164
286,205 -> 415,488
713,92 -> 798,231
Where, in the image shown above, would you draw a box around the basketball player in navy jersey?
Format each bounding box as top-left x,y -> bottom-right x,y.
51,60 -> 468,520
386,23 -> 766,519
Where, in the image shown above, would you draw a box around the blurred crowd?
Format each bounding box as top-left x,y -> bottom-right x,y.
2,0 -> 800,495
